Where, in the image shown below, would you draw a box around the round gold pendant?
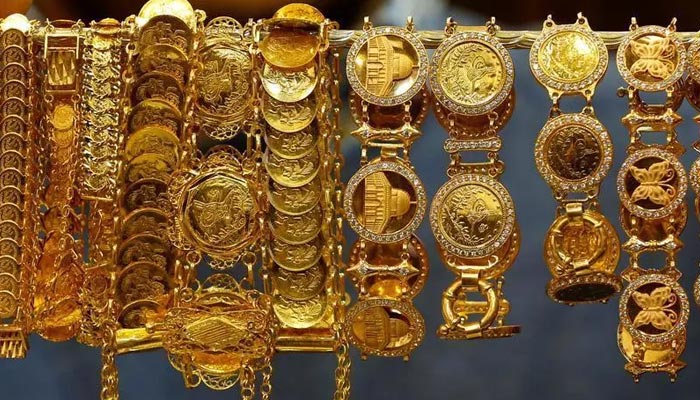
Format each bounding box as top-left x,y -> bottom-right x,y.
430,174 -> 515,258
264,148 -> 320,188
264,124 -> 319,160
347,235 -> 429,299
535,113 -> 612,193
431,31 -> 513,115
346,26 -> 428,106
530,15 -> 608,97
544,209 -> 621,303
261,61 -> 318,103
616,25 -> 686,92
617,148 -> 687,219
344,160 -> 426,243
269,205 -> 322,245
269,235 -> 323,272
261,91 -> 317,133
267,177 -> 321,216
271,261 -> 326,301
344,297 -> 424,358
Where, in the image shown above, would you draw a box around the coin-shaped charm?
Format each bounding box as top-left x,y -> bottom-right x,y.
124,125 -> 181,165
535,113 -> 612,193
617,25 -> 686,92
530,15 -> 608,97
430,174 -> 515,258
267,178 -> 321,216
180,171 -> 258,257
617,148 -> 687,219
347,26 -> 428,106
269,235 -> 323,272
344,298 -> 424,358
264,148 -> 320,188
122,178 -> 170,213
269,205 -> 322,245
431,31 -> 513,115
116,261 -> 172,305
264,124 -> 319,160
259,29 -> 321,70
131,71 -> 184,110
344,161 -> 426,243
122,208 -> 169,239
273,292 -> 327,329
261,92 -> 317,133
261,62 -> 318,103
117,234 -> 172,270
128,99 -> 181,137
272,261 -> 326,301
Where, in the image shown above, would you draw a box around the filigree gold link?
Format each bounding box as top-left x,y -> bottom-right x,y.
100,319 -> 120,400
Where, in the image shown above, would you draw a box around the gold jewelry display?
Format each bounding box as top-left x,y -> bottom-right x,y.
686,34 -> 700,307
343,16 -> 428,359
615,18 -> 688,382
430,18 -> 519,339
530,14 -> 621,305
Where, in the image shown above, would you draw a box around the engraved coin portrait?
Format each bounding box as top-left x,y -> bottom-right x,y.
438,41 -> 505,106
437,183 -> 504,248
184,174 -> 255,249
538,31 -> 599,83
545,124 -> 602,181
354,35 -> 419,98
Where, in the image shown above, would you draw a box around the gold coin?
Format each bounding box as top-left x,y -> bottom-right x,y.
431,31 -> 512,115
273,292 -> 327,329
137,43 -> 189,83
0,291 -> 17,319
122,178 -> 170,213
116,261 -> 172,305
264,124 -> 319,160
268,3 -> 325,28
264,148 -> 320,188
181,171 -> 259,257
347,26 -> 428,106
125,125 -> 181,165
0,272 -> 18,294
430,174 -> 514,258
122,208 -> 169,239
129,99 -> 181,136
617,25 -> 686,92
196,40 -> 252,119
261,62 -> 318,103
272,261 -> 326,301
261,91 -> 317,133
0,255 -> 18,277
138,0 -> 197,32
344,297 -> 424,358
269,205 -> 322,245
259,29 -> 320,70
131,71 -> 184,110
52,103 -> 75,131
125,153 -> 175,184
118,299 -> 165,329
117,233 -> 172,270
267,177 -> 321,215
269,235 -> 323,272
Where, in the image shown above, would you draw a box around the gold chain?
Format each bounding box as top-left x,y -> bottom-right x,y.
100,321 -> 120,400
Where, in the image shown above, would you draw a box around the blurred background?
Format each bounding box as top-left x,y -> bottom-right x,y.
2,1 -> 700,400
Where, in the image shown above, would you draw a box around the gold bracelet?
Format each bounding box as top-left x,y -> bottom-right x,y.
430,18 -> 519,339
530,14 -> 621,305
615,18 -> 689,382
0,14 -> 36,359
688,35 -> 700,307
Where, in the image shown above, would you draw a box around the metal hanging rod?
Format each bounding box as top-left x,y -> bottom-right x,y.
329,29 -> 699,49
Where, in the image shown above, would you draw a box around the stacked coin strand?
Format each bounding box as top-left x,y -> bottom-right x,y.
686,35 -> 700,307
33,19 -> 84,342
258,5 -> 342,352
430,18 -> 520,339
343,17 -> 429,359
530,14 -> 621,306
0,14 -> 37,359
615,18 -> 690,382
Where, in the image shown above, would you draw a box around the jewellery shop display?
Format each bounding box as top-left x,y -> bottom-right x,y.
6,0 -> 700,396
429,18 -> 519,339
615,18 -> 689,382
530,14 -> 621,305
343,17 -> 429,359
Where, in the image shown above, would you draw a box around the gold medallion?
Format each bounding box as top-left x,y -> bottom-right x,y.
273,292 -> 327,329
269,235 -> 323,272
131,71 -> 185,110
535,113 -> 612,193
617,148 -> 687,219
344,161 -> 426,243
264,124 -> 319,160
121,208 -> 169,239
530,15 -> 608,99
118,299 -> 165,329
125,153 -> 175,184
616,24 -> 686,92
259,29 -> 320,70
128,99 -> 181,137
269,205 -> 322,245
267,177 -> 321,216
430,174 -> 514,258
344,297 -> 424,358
264,148 -> 320,188
116,261 -> 172,305
261,91 -> 317,133
122,178 -> 170,213
266,3 -> 325,28
261,62 -> 318,103
431,31 -> 513,115
137,0 -> 197,33
137,44 -> 189,83
124,125 -> 181,165
272,261 -> 326,301
347,25 -> 428,106
117,233 -> 172,270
